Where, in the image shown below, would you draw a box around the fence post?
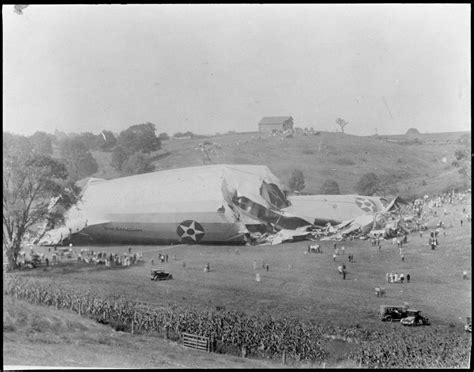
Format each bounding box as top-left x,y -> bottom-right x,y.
282,350 -> 286,365
131,312 -> 135,335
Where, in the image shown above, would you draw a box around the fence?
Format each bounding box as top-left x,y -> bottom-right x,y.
182,332 -> 211,352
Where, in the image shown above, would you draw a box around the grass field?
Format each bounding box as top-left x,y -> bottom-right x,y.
14,197 -> 471,330
89,130 -> 470,197
5,196 -> 471,368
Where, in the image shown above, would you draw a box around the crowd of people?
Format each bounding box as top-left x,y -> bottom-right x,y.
78,248 -> 144,267
16,245 -> 144,269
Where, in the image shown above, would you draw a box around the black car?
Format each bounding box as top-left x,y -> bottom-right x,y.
150,269 -> 173,281
379,305 -> 408,322
400,310 -> 430,326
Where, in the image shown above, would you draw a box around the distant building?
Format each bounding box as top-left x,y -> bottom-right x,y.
258,116 -> 294,133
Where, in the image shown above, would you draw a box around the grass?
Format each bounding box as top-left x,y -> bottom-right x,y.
90,130 -> 470,197
15,197 -> 471,330
5,196 -> 471,368
3,296 -> 287,369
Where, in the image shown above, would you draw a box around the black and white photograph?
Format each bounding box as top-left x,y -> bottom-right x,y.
3,4 -> 471,369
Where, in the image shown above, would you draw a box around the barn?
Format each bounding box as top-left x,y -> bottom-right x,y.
258,116 -> 294,133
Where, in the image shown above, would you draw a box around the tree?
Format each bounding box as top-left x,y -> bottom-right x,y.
319,179 -> 340,194
158,132 -> 170,141
53,129 -> 68,144
117,122 -> 161,155
29,131 -> 53,156
355,172 -> 379,196
98,130 -> 117,151
77,132 -> 101,151
58,138 -> 99,181
3,134 -> 80,270
111,146 -> 127,171
336,118 -> 349,133
288,169 -> 305,192
120,152 -> 155,176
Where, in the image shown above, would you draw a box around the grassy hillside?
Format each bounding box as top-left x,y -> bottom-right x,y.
3,296 -> 287,369
90,131 -> 471,197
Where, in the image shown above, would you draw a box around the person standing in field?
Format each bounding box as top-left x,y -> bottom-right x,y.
407,273 -> 410,283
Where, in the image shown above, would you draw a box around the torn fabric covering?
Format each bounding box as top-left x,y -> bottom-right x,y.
39,164 -> 302,246
337,214 -> 375,236
283,194 -> 388,226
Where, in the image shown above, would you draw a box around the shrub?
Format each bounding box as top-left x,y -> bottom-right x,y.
355,173 -> 379,196
288,169 -> 305,192
158,132 -> 170,141
120,152 -> 154,176
319,180 -> 341,194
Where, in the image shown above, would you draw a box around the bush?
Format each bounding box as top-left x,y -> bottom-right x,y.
319,180 -> 341,194
355,173 -> 379,196
288,169 -> 305,192
120,152 -> 154,176
158,132 -> 170,141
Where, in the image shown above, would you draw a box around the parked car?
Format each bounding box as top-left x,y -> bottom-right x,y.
379,305 -> 408,322
150,269 -> 173,281
400,309 -> 430,326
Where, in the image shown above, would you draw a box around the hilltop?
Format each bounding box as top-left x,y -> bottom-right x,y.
91,130 -> 470,198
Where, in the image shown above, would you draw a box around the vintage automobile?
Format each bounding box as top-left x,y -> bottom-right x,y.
400,309 -> 430,326
379,305 -> 408,322
150,269 -> 173,281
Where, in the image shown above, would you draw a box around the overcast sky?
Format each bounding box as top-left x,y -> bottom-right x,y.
3,4 -> 471,137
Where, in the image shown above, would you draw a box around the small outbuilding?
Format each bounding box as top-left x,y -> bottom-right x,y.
258,116 -> 294,133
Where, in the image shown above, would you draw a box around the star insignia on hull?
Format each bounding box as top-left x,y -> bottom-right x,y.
177,220 -> 205,243
355,197 -> 377,213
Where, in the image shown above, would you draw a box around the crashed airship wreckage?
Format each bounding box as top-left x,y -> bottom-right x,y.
39,164 -> 403,246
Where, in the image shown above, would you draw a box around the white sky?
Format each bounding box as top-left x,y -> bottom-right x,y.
2,4 -> 471,136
